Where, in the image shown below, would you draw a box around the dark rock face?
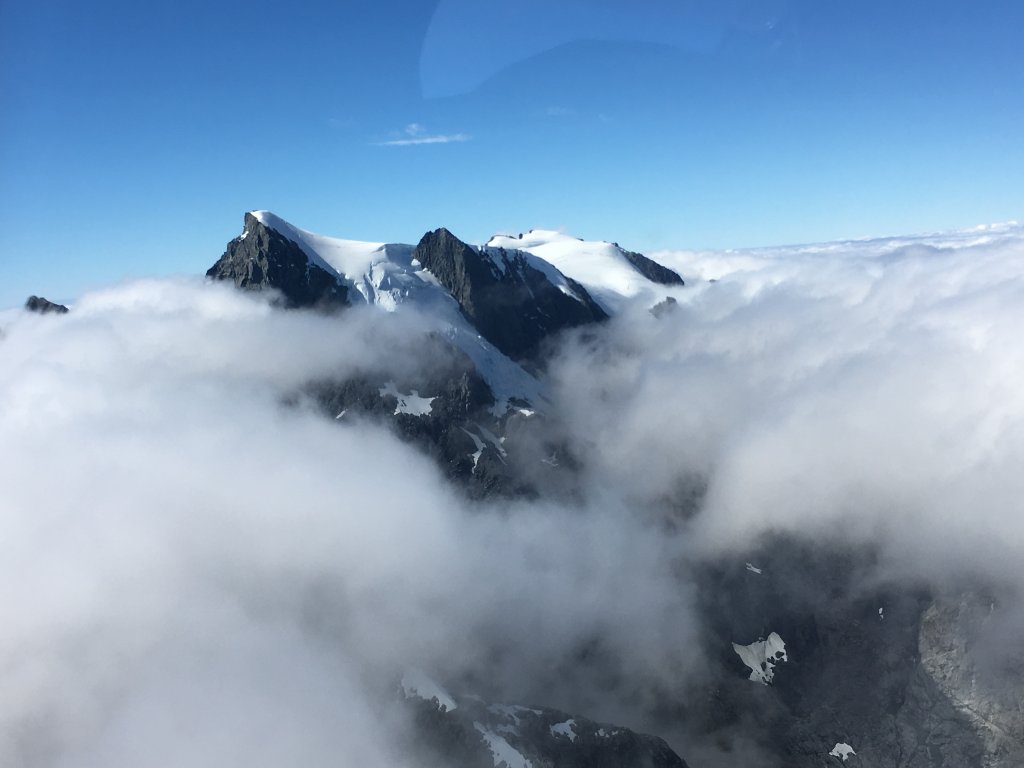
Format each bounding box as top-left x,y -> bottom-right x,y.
918,594 -> 1024,768
619,248 -> 684,285
650,296 -> 678,318
25,296 -> 69,314
308,335 -> 559,500
206,213 -> 348,309
413,228 -> 607,362
404,695 -> 689,768
674,540 -> 1017,767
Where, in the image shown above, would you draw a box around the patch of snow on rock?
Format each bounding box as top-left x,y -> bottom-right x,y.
829,742 -> 856,761
732,631 -> 788,685
400,669 -> 457,711
476,423 -> 507,458
549,719 -> 577,742
461,428 -> 486,470
379,381 -> 435,416
474,722 -> 533,768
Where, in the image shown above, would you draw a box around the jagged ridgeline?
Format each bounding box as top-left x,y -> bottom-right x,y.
206,211 -> 685,498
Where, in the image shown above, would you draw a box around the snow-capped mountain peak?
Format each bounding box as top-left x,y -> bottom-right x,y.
486,228 -> 683,313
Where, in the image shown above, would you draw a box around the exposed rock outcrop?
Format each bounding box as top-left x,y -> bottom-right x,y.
678,541 -> 1018,767
619,247 -> 684,285
413,228 -> 607,362
918,594 -> 1024,767
25,296 -> 69,314
206,212 -> 348,309
403,692 -> 689,768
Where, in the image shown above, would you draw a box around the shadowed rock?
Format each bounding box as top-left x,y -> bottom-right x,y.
619,247 -> 684,285
404,693 -> 689,768
25,296 -> 69,314
206,213 -> 348,310
413,227 -> 607,362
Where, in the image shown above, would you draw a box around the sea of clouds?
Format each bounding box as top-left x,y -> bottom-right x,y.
2,222 -> 1022,766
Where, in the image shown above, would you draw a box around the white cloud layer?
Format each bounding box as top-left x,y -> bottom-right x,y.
552,222 -> 1024,582
0,279 -> 695,766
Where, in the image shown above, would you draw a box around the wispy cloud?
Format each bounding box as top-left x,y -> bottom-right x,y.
376,133 -> 471,146
374,122 -> 471,146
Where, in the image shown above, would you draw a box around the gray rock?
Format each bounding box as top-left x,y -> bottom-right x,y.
650,296 -> 678,318
404,694 -> 689,768
918,594 -> 1024,767
413,227 -> 607,362
680,541 -> 1017,767
307,334 -> 553,499
25,296 -> 69,314
618,247 -> 684,285
206,213 -> 348,309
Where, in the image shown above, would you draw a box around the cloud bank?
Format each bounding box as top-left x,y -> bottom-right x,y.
0,279 -> 696,767
2,221 -> 1023,766
550,223 -> 1024,584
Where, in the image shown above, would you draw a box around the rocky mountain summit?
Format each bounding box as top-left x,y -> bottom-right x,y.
206,212 -> 683,498
207,212 -> 349,309
24,295 -> 69,314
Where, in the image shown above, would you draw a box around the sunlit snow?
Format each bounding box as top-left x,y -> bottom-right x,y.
487,229 -> 676,313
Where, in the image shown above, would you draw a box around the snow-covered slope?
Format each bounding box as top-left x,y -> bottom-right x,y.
249,211 -> 428,311
486,229 -> 682,313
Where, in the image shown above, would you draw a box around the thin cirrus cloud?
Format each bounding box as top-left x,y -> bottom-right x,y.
374,122 -> 471,146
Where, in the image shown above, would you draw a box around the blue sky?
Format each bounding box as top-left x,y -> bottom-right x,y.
1,0 -> 1022,307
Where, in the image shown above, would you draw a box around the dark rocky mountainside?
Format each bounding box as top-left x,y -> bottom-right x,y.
25,295 -> 69,314
206,212 -> 348,309
305,334 -> 554,499
403,692 -> 688,768
668,540 -> 1024,767
619,248 -> 685,285
413,227 -> 607,362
